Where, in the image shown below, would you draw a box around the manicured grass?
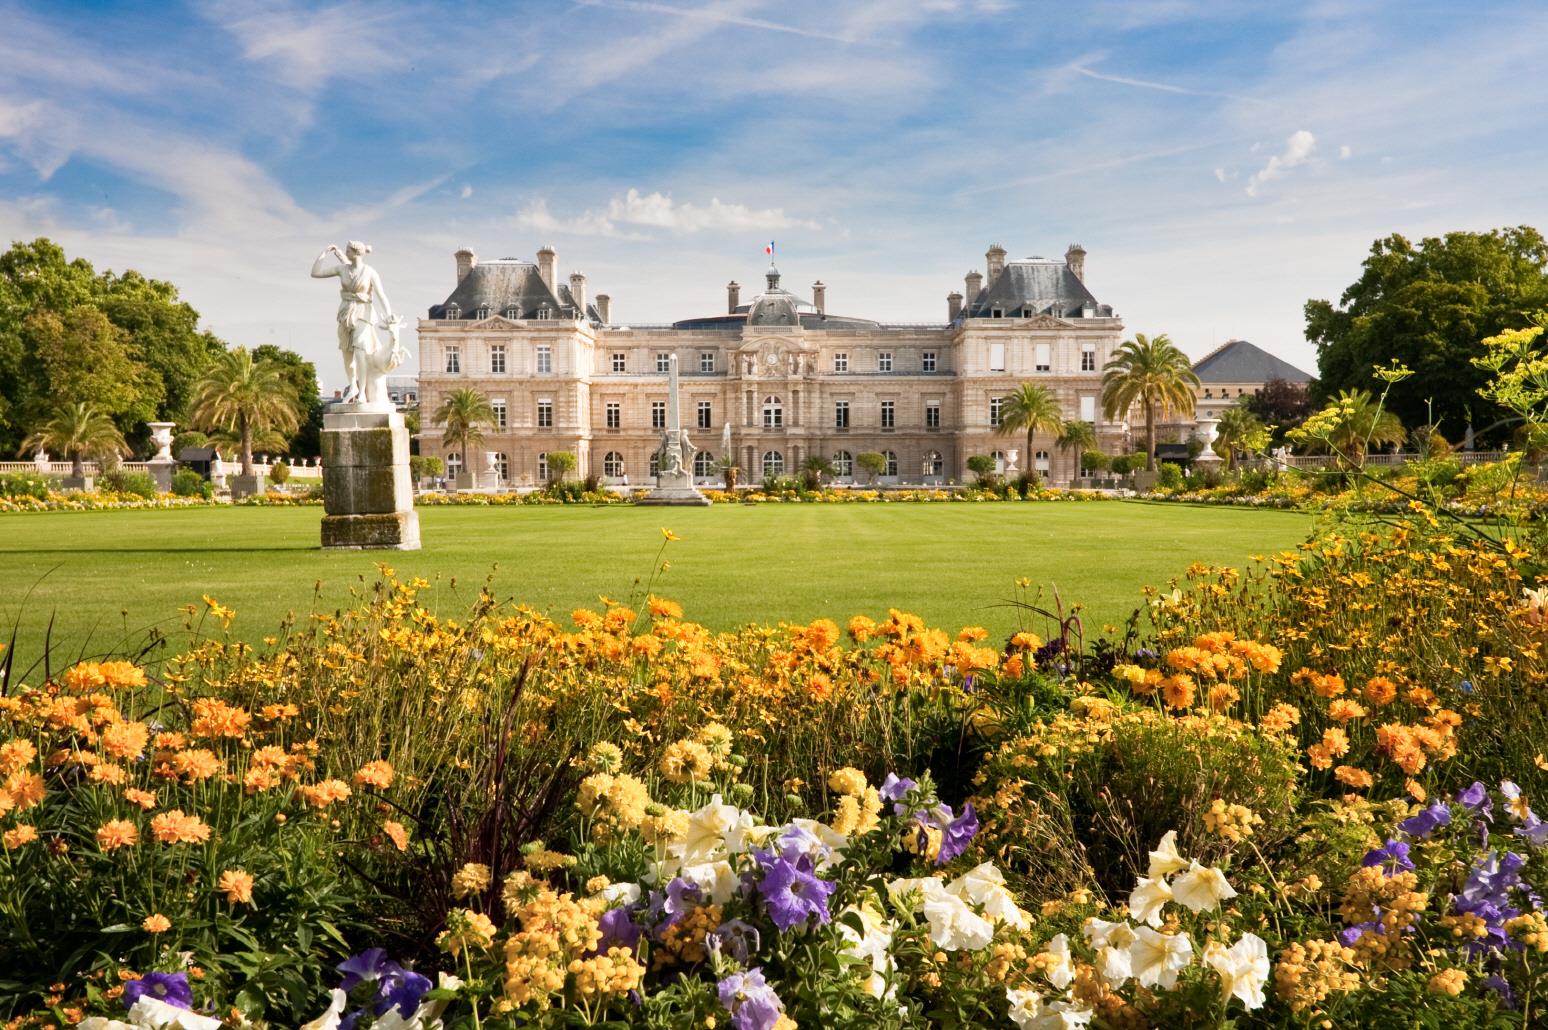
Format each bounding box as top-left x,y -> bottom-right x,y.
0,501 -> 1315,672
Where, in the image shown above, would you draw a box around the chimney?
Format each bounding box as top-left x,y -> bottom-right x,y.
595,293 -> 611,324
812,280 -> 826,315
1065,243 -> 1087,283
569,272 -> 587,315
727,280 -> 741,314
964,270 -> 983,308
947,291 -> 963,320
986,243 -> 1007,286
454,247 -> 476,284
536,244 -> 557,291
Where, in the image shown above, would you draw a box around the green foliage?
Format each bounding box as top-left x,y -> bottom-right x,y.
996,384 -> 1063,468
1080,449 -> 1109,473
172,467 -> 213,498
267,460 -> 292,485
20,401 -> 129,478
100,468 -> 158,498
546,450 -> 577,484
251,344 -> 323,456
856,451 -> 887,483
1156,461 -> 1185,491
1307,227 -> 1548,443
1214,401 -> 1273,470
188,348 -> 303,477
409,455 -> 444,482
0,471 -> 49,499
1245,378 -> 1314,444
1101,333 -> 1199,470
432,388 -> 494,468
1109,452 -> 1147,476
1290,389 -> 1406,470
965,453 -> 998,487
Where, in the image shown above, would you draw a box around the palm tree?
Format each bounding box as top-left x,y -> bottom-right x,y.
1100,333 -> 1200,471
1320,390 -> 1405,470
20,402 -> 128,480
996,384 -> 1064,477
800,454 -> 834,491
188,348 -> 302,476
431,388 -> 494,478
1213,403 -> 1270,471
1056,419 -> 1097,479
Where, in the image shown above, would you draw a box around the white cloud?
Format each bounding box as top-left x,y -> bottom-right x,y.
196,0 -> 410,92
1244,129 -> 1316,196
1339,144 -> 1352,159
515,189 -> 820,239
460,184 -> 474,199
1213,166 -> 1226,182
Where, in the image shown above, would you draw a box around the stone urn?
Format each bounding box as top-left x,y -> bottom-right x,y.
147,422 -> 176,462
1195,416 -> 1223,466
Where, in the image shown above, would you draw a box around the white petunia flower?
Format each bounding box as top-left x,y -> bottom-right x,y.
1006,987 -> 1093,1030
298,990 -> 347,1030
1041,933 -> 1075,990
678,795 -> 756,865
1147,829 -> 1190,878
674,859 -> 740,905
1127,875 -> 1173,927
837,902 -> 897,999
1171,861 -> 1238,914
1128,926 -> 1194,989
946,862 -> 1031,929
1082,917 -> 1138,986
890,875 -> 992,950
1204,932 -> 1270,1010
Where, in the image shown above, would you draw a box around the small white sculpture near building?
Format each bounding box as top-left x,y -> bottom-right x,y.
146,421 -> 177,492
639,354 -> 710,506
1195,416 -> 1223,466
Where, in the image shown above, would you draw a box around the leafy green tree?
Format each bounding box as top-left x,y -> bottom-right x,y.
1212,402 -> 1272,470
856,451 -> 887,484
1289,389 -> 1405,470
1101,333 -> 1199,471
98,270 -> 226,421
24,306 -> 163,428
1306,227 -> 1548,442
20,402 -> 128,480
996,384 -> 1063,475
252,344 -> 323,456
965,453 -> 998,487
1245,378 -> 1313,445
546,450 -> 577,485
432,388 -> 494,475
800,454 -> 834,491
188,348 -> 302,477
1056,419 -> 1097,479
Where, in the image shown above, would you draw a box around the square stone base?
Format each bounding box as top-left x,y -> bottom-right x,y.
321,511 -> 421,550
230,473 -> 266,499
637,486 -> 711,506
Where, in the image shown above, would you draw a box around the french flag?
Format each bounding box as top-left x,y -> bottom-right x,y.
764,240 -> 775,257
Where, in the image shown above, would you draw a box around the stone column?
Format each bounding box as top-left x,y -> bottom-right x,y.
320,403 -> 421,549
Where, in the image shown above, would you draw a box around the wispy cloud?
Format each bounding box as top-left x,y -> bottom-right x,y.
1072,65 -> 1269,106
576,0 -> 871,45
1245,129 -> 1317,197
195,0 -> 411,93
516,189 -> 820,239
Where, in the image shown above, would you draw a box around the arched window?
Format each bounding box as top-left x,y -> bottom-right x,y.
832,450 -> 853,477
762,450 -> 784,476
762,395 -> 783,429
536,452 -> 549,481
493,452 -> 509,481
1035,450 -> 1051,477
883,450 -> 897,477
604,452 -> 625,478
923,450 -> 943,476
447,453 -> 463,475
992,450 -> 1006,474
694,451 -> 714,477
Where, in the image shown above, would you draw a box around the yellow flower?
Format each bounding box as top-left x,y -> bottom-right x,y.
218,868 -> 255,904
353,760 -> 396,789
382,820 -> 410,852
150,809 -> 212,845
828,767 -> 868,797
452,862 -> 493,899
142,913 -> 171,934
96,819 -> 140,851
661,527 -> 680,541
3,824 -> 38,849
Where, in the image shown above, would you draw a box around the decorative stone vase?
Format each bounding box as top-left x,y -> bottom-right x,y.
147,422 -> 176,462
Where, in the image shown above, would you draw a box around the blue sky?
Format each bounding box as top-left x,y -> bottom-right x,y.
2,0 -> 1545,389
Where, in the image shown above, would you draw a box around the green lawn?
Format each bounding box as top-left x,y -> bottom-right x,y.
0,502 -> 1315,672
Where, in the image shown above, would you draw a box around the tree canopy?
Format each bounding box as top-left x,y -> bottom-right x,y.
1305,227 -> 1548,443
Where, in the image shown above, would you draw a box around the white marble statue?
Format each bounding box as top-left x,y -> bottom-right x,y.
310,241 -> 404,405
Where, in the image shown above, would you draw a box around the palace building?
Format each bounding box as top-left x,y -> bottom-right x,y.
415,242 -> 1130,487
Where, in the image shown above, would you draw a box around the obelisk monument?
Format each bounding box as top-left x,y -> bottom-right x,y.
639,354 -> 710,506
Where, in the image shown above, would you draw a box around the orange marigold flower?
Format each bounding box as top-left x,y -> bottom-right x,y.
353,760 -> 396,790
1321,728 -> 1351,758
1009,631 -> 1042,651
647,596 -> 683,620
218,868 -> 255,904
1161,674 -> 1196,710
847,615 -> 877,642
383,819 -> 410,852
297,779 -> 352,808
62,662 -> 107,692
1328,699 -> 1368,722
150,809 -> 212,845
6,772 -> 44,811
141,913 -> 171,934
89,763 -> 128,785
124,787 -> 157,810
1363,676 -> 1398,707
190,698 -> 251,739
173,749 -> 223,782
244,766 -> 283,793
956,626 -> 989,642
100,721 -> 150,760
96,819 -> 140,851
0,738 -> 37,775
260,703 -> 300,721
3,824 -> 38,849
1334,766 -> 1374,790
98,661 -> 148,689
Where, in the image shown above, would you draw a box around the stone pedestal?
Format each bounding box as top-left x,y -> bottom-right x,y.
147,459 -> 176,493
320,405 -> 420,550
230,472 -> 266,499
638,468 -> 710,506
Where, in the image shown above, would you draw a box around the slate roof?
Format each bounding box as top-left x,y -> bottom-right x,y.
964,260 -> 1113,319
1192,339 -> 1312,384
672,265 -> 880,330
429,260 -> 600,322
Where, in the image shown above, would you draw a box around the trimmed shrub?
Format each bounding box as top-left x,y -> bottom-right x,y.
172,467 -> 213,499
268,460 -> 292,485
1156,461 -> 1185,491
100,469 -> 157,498
0,472 -> 50,500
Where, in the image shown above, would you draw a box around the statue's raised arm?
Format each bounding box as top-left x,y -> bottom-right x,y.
310,244 -> 346,279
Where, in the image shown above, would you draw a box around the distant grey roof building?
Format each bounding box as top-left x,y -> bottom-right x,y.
1192,339 -> 1312,384
964,256 -> 1112,320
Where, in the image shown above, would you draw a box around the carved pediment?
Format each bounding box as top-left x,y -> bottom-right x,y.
474,315 -> 525,329
1021,314 -> 1077,329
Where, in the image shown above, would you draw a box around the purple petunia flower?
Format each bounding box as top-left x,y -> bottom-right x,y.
1362,838 -> 1415,876
123,972 -> 193,1011
717,967 -> 785,1030
598,905 -> 644,952
1482,974 -> 1517,1008
664,876 -> 703,924
878,774 -> 916,805
707,918 -> 761,965
1399,801 -> 1453,840
374,966 -> 432,1019
1339,921 -> 1379,947
337,948 -> 392,990
755,852 -> 835,931
1457,781 -> 1493,820
939,801 -> 979,864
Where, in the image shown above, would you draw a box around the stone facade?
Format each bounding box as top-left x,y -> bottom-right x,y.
416,244 -> 1129,487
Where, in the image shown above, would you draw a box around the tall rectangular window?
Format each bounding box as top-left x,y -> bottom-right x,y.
1081,344 -> 1096,372
1080,395 -> 1097,423
444,345 -> 461,374
922,350 -> 937,372
655,353 -> 670,373
490,344 -> 506,374
833,352 -> 848,373
536,345 -> 553,374
491,400 -> 507,429
880,400 -> 895,429
612,352 -> 626,373
926,401 -> 940,429
605,402 -> 620,429
537,400 -> 553,428
697,401 -> 712,429
989,343 -> 1005,372
835,401 -> 850,429
1035,343 -> 1051,372
989,397 -> 1004,427
699,351 -> 715,373
878,351 -> 893,373
651,401 -> 666,429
